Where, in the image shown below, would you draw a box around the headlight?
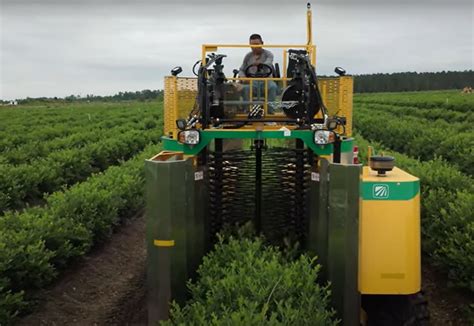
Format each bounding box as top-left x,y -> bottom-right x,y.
314,130 -> 335,145
178,130 -> 200,145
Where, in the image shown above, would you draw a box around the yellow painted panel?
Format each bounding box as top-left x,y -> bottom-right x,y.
153,239 -> 175,247
359,194 -> 421,294
318,77 -> 353,136
164,77 -> 198,139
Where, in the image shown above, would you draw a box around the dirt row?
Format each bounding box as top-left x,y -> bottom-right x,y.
18,215 -> 147,326
18,214 -> 472,325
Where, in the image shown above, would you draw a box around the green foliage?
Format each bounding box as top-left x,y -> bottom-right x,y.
354,104 -> 474,175
358,102 -> 474,124
0,102 -> 163,214
0,101 -> 164,324
163,236 -> 337,326
355,134 -> 474,291
0,144 -> 162,325
354,89 -> 474,112
0,285 -> 25,325
0,102 -> 162,154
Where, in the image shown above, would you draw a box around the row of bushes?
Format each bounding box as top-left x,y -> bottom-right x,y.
0,102 -> 161,152
358,102 -> 474,124
163,235 -> 337,325
354,105 -> 474,176
0,119 -> 156,165
0,102 -> 155,129
355,133 -> 474,291
354,90 -> 474,113
0,128 -> 162,214
0,144 -> 162,325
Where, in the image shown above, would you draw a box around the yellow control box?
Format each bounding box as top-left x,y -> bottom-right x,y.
359,167 -> 421,294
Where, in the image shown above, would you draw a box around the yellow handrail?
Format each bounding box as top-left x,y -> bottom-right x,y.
201,44 -> 317,66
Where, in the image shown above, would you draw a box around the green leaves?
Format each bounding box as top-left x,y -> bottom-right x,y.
355,89 -> 474,113
0,285 -> 25,325
0,144 -> 162,324
164,236 -> 337,326
0,101 -> 165,324
0,103 -> 164,214
354,104 -> 474,176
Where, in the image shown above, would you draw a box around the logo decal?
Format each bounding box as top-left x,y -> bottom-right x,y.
194,171 -> 204,181
311,172 -> 319,182
373,184 -> 389,199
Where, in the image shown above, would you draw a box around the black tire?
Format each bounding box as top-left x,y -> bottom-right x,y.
362,292 -> 430,326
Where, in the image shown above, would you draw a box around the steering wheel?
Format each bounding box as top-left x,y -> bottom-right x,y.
244,63 -> 273,78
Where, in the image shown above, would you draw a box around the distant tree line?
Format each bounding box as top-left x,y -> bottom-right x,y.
353,70 -> 474,93
10,89 -> 164,105
66,89 -> 164,102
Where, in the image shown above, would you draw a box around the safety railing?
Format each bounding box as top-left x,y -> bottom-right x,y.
164,75 -> 353,139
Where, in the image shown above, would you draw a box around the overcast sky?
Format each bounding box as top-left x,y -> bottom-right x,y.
1,0 -> 473,100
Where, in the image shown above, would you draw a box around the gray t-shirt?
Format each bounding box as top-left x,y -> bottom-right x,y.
238,49 -> 274,77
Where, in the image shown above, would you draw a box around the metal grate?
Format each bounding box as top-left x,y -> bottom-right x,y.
207,145 -> 311,245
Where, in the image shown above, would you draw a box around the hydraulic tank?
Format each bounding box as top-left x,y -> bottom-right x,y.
359,166 -> 420,294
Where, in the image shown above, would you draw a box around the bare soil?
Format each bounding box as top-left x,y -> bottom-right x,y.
18,213 -> 148,326
18,214 -> 472,326
422,260 -> 473,326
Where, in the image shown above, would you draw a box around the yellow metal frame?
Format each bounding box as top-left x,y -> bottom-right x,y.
201,5 -> 317,65
163,75 -> 353,138
163,6 -> 353,138
163,5 -> 352,137
201,44 -> 317,69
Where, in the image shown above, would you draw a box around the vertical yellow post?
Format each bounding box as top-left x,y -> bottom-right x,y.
201,45 -> 206,67
250,79 -> 253,112
306,4 -> 317,66
264,80 -> 268,115
307,3 -> 312,46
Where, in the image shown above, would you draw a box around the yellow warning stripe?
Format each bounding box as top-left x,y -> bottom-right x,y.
154,239 -> 175,247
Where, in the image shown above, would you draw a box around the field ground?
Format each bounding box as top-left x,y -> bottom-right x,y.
18,212 -> 147,326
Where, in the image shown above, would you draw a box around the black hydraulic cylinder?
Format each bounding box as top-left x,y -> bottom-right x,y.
333,138 -> 342,163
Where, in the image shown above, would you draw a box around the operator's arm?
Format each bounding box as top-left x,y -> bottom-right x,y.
239,53 -> 252,78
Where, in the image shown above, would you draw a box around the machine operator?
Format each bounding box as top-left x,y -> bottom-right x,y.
238,34 -> 278,108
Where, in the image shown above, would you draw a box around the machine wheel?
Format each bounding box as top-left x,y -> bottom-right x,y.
362,292 -> 430,326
